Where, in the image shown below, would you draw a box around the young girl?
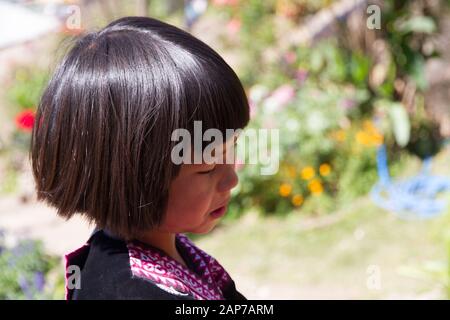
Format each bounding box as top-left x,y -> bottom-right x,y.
30,16 -> 249,300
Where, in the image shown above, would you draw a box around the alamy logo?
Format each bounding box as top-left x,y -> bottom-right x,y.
65,5 -> 82,31
367,4 -> 381,30
171,121 -> 280,175
66,265 -> 81,290
366,264 -> 382,291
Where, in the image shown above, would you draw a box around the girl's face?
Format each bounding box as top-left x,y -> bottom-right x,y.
160,140 -> 239,234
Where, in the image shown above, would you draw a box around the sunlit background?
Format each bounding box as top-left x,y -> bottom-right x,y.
0,0 -> 449,299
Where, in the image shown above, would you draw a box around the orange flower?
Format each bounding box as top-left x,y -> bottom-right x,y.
279,183 -> 292,197
319,164 -> 331,177
300,166 -> 315,180
291,194 -> 304,206
308,179 -> 323,196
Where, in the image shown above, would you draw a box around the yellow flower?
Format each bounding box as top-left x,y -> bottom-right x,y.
363,120 -> 377,133
319,164 -> 331,177
331,129 -> 346,142
370,132 -> 384,146
356,130 -> 371,145
357,121 -> 384,147
291,194 -> 304,207
279,183 -> 292,197
308,179 -> 323,196
356,130 -> 384,147
300,166 -> 315,180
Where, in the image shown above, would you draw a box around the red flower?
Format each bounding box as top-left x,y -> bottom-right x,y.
15,109 -> 35,132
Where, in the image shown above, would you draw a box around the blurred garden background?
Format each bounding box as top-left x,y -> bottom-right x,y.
1,0 -> 450,299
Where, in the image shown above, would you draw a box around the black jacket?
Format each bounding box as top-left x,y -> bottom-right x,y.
65,230 -> 246,300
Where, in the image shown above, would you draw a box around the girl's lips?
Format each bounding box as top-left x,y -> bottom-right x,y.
210,205 -> 227,218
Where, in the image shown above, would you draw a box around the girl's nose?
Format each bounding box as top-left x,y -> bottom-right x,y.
217,164 -> 239,193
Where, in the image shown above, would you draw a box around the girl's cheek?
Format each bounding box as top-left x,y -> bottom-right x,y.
183,174 -> 215,199
196,182 -> 216,202
194,171 -> 216,187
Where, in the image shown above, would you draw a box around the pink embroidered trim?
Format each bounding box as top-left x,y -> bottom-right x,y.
127,234 -> 232,300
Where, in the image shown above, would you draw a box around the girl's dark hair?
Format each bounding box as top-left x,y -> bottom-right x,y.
30,16 -> 249,239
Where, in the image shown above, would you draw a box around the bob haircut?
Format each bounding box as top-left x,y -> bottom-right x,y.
30,16 -> 249,239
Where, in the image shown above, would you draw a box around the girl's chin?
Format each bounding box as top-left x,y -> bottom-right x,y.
188,221 -> 220,235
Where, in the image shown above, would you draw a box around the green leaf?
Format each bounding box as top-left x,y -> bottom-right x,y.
398,16 -> 436,34
388,103 -> 411,147
408,54 -> 428,91
350,52 -> 371,85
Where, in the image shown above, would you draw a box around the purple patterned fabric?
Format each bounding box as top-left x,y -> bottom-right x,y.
127,234 -> 233,300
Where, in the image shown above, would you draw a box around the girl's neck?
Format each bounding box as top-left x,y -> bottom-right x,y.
135,231 -> 188,268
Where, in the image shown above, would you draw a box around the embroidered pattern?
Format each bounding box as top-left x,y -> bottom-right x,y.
127,234 -> 232,300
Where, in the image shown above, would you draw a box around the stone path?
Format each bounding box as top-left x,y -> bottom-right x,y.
0,194 -> 93,256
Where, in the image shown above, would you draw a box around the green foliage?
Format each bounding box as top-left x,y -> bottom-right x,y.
221,0 -> 445,217
383,0 -> 439,91
6,67 -> 48,111
0,231 -> 61,299
230,46 -> 380,215
2,0 -> 446,222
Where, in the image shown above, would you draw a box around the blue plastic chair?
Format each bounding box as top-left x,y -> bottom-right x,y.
370,144 -> 450,219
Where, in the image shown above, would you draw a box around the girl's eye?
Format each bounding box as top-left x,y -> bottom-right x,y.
199,166 -> 216,174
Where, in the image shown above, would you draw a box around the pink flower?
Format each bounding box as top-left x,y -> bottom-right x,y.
339,98 -> 356,111
213,0 -> 238,6
227,18 -> 241,35
271,84 -> 295,106
263,84 -> 296,113
295,68 -> 309,85
284,51 -> 296,64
